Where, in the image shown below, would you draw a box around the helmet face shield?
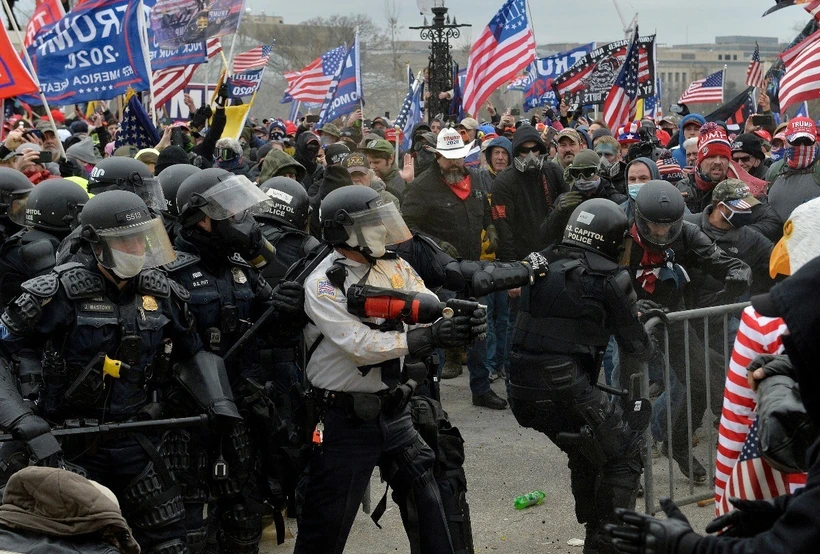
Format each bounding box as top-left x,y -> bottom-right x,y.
635,215 -> 683,249
7,190 -> 31,226
192,175 -> 271,220
343,202 -> 412,256
92,214 -> 175,278
137,177 -> 168,212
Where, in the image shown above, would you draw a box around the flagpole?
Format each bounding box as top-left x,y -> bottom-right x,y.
226,32 -> 239,73
137,0 -> 158,127
2,0 -> 65,159
355,27 -> 364,122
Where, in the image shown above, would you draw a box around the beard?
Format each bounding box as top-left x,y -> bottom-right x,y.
442,167 -> 467,184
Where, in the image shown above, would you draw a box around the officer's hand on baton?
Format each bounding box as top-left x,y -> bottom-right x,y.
11,413 -> 62,464
271,281 -> 304,314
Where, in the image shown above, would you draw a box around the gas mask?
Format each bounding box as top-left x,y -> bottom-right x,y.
210,212 -> 264,259
514,152 -> 542,173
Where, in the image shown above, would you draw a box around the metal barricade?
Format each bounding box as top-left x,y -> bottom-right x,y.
636,302 -> 750,515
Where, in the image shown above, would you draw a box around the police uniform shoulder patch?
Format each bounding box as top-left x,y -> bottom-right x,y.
163,251 -> 201,273
59,267 -> 105,299
137,270 -> 171,298
169,279 -> 192,302
317,278 -> 337,299
20,273 -> 59,298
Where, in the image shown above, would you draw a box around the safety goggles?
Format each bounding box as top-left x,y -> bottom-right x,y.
215,147 -> 238,162
566,166 -> 598,181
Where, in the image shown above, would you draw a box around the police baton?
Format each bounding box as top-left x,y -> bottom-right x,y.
0,415 -> 209,441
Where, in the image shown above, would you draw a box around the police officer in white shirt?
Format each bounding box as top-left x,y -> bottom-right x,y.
295,186 -> 486,553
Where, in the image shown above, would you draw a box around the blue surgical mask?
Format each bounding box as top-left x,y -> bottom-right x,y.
770,147 -> 785,163
627,182 -> 645,200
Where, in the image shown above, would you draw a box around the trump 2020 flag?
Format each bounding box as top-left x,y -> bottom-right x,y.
462,0 -> 536,118
227,69 -> 265,97
317,32 -> 363,127
115,91 -> 161,150
26,0 -> 151,106
24,0 -> 65,48
0,26 -> 39,100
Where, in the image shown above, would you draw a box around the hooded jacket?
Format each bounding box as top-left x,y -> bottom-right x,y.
293,132 -> 320,190
258,149 -> 307,185
308,165 -> 354,238
0,467 -> 139,554
490,126 -> 567,260
474,136 -> 513,195
671,113 -> 706,168
620,157 -> 661,222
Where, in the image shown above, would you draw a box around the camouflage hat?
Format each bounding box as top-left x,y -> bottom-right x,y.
319,122 -> 341,138
713,178 -> 760,209
343,152 -> 369,174
556,128 -> 582,145
361,138 -> 394,158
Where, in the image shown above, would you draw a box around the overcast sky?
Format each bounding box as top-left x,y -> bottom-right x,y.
259,0 -> 810,47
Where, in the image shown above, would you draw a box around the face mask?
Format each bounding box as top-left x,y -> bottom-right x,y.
627,182 -> 645,200
770,147 -> 785,162
720,204 -> 754,228
305,143 -> 320,161
415,149 -> 435,171
110,250 -> 146,279
573,177 -> 601,194
349,224 -> 389,258
513,152 -> 541,173
785,144 -> 818,170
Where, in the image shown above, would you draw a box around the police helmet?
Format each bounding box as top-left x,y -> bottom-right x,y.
256,176 -> 310,229
634,180 -> 685,250
79,190 -> 175,279
319,186 -> 411,256
158,165 -> 201,216
176,168 -> 270,228
87,157 -> 167,212
0,168 -> 34,222
562,198 -> 629,261
13,179 -> 88,235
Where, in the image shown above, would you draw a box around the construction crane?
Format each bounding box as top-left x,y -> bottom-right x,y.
612,0 -> 638,40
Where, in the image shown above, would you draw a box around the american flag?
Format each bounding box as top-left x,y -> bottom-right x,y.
807,0 -> 820,18
553,42 -> 652,99
746,43 -> 764,87
714,307 -> 806,516
462,0 -> 536,118
153,38 -> 222,108
602,27 -> 641,132
394,77 -> 424,152
283,46 -> 346,104
115,93 -> 160,150
679,70 -> 725,104
232,43 -> 273,72
778,28 -> 820,111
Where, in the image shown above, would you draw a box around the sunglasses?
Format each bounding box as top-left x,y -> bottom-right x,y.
518,145 -> 541,155
732,155 -> 752,163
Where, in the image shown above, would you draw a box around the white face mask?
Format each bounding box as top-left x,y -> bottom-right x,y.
627,182 -> 646,200
110,250 -> 146,279
348,224 -> 389,258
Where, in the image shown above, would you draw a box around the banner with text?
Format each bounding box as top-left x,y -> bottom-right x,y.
522,43 -> 595,111
25,0 -> 151,105
149,0 -> 244,50
227,68 -> 264,97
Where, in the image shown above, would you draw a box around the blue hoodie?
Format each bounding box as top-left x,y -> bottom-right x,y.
483,136 -> 513,165
672,113 -> 706,167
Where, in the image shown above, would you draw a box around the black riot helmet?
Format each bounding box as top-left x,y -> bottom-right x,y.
79,190 -> 176,279
634,180 -> 685,250
319,186 -> 411,257
87,157 -> 167,212
158,165 -> 201,216
176,168 -> 271,229
12,179 -> 88,235
0,168 -> 34,224
256,176 -> 310,229
562,198 -> 629,261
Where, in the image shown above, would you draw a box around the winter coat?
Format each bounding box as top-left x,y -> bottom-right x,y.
257,149 -> 307,185
767,161 -> 820,224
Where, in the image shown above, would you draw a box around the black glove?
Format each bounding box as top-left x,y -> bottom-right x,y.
469,307 -> 488,341
724,272 -> 750,298
704,497 -> 783,537
215,84 -> 229,107
553,191 -> 584,213
437,239 -> 459,259
58,158 -> 80,178
271,281 -> 304,314
606,497 -> 702,554
12,413 -> 62,463
485,225 -> 499,255
635,299 -> 668,324
406,316 -> 471,358
747,354 -> 795,381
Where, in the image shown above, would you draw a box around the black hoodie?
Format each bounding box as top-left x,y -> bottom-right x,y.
490,125 -> 567,260
293,131 -> 320,191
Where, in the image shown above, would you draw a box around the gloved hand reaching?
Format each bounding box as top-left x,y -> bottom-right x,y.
705,496 -> 785,537
553,191 -> 584,213
485,225 -> 499,255
606,497 -> 702,554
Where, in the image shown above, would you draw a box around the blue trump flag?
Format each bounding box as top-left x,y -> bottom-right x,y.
317,32 -> 362,127
395,77 -> 423,152
227,69 -> 264,97
115,92 -> 161,150
25,0 -> 151,106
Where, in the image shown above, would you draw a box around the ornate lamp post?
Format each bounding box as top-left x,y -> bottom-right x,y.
410,2 -> 470,121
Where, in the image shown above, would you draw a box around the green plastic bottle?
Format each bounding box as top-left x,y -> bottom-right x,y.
514,490 -> 545,510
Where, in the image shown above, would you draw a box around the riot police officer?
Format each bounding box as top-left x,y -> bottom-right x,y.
0,190 -> 241,554
296,186 -> 486,554
508,198 -> 655,554
0,179 -> 88,308
0,168 -> 33,244
157,164 -> 201,236
87,157 -> 168,214
169,168 -> 296,553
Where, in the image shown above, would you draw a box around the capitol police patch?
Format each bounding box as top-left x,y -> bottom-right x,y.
317,279 -> 337,300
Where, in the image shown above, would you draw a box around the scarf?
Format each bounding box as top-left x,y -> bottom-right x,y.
630,224 -> 665,293
694,169 -> 716,192
785,144 -> 818,170
444,173 -> 472,200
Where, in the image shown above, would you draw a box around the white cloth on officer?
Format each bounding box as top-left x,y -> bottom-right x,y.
303,252 -> 437,393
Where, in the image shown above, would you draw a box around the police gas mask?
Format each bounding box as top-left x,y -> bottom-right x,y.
211,211 -> 264,259
514,147 -> 543,173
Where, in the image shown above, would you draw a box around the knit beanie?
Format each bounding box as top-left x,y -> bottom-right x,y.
155,146 -> 190,175
697,122 -> 731,165
731,133 -> 765,161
